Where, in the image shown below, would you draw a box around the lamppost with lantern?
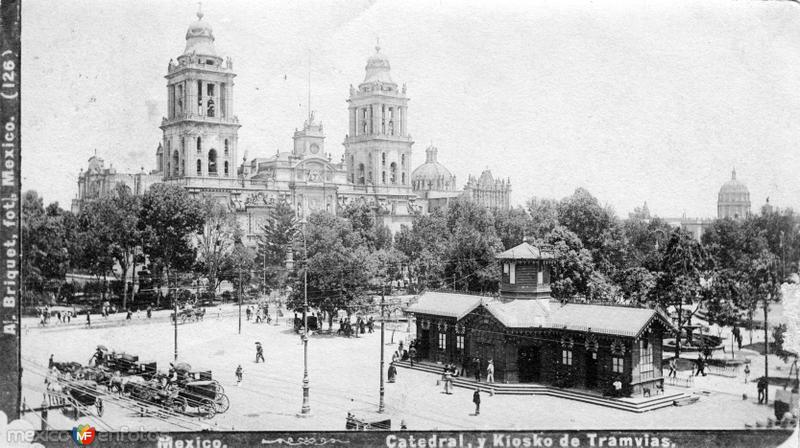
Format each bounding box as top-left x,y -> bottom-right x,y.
292,217 -> 311,417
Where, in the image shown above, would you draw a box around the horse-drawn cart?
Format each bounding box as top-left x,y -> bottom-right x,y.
62,380 -> 104,418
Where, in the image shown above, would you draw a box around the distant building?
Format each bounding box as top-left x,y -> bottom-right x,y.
71,155 -> 160,214
717,168 -> 751,219
463,169 -> 511,211
71,10 -> 515,237
655,168 -> 752,241
407,240 -> 673,396
410,145 -> 460,212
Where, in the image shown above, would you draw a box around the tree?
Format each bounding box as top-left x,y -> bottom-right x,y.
621,216 -> 672,270
224,240 -> 256,297
557,188 -> 625,275
494,206 -> 531,250
287,211 -> 373,321
256,201 -> 297,293
652,229 -> 711,356
539,226 -> 595,300
340,200 -> 391,251
195,198 -> 241,294
615,266 -> 656,305
525,197 -> 560,239
77,184 -> 142,309
444,198 -> 503,292
139,184 -> 206,297
394,210 -> 449,291
21,191 -> 75,306
703,268 -> 743,356
752,206 -> 800,280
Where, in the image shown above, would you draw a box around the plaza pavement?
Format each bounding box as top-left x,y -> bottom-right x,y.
20,304 -> 790,431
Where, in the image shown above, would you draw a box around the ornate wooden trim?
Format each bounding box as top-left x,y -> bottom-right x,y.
611,338 -> 626,355
585,334 -> 599,353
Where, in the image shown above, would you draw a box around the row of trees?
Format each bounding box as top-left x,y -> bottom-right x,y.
23,183 -> 797,347
22,184 -> 256,310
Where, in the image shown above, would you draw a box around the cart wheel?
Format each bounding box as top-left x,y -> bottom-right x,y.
95,398 -> 104,417
199,399 -> 216,419
214,394 -> 230,413
172,396 -> 187,414
212,380 -> 225,394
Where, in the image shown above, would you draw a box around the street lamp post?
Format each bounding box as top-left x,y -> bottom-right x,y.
378,281 -> 386,413
238,267 -> 243,335
299,219 -> 311,416
173,272 -> 178,360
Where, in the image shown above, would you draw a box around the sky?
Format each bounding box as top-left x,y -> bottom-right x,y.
21,0 -> 800,218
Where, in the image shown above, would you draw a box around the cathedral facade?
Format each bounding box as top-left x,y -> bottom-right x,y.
71,11 -> 511,243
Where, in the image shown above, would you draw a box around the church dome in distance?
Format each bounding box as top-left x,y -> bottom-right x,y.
718,168 -> 749,199
183,10 -> 218,57
411,145 -> 456,192
717,168 -> 751,219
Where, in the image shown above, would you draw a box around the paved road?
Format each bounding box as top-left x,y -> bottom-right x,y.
20,304 -> 787,431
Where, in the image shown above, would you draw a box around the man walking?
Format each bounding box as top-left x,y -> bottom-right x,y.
255,342 -> 265,363
235,365 -> 243,385
668,358 -> 677,378
694,354 -> 706,377
486,359 -> 495,383
757,377 -> 767,404
473,357 -> 481,382
409,345 -> 417,367
744,363 -> 751,384
472,388 -> 481,415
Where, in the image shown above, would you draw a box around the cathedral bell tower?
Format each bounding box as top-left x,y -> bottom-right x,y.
159,9 -> 240,181
344,42 -> 413,191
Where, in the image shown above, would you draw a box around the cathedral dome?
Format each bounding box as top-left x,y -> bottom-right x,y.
717,168 -> 751,219
363,44 -> 394,85
183,11 -> 218,57
411,146 -> 455,192
718,168 -> 750,201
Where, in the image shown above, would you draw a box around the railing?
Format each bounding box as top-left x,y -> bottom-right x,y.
707,364 -> 740,378
664,375 -> 694,388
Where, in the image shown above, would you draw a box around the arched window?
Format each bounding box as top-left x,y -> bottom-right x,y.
382,171 -> 386,184
390,162 -> 397,184
208,149 -> 218,175
401,154 -> 405,167
224,161 -> 229,176
381,105 -> 386,134
402,172 -> 406,185
172,151 -> 180,176
368,171 -> 373,184
224,139 -> 229,156
196,159 -> 202,175
181,137 -> 185,155
196,137 -> 202,153
358,163 -> 365,185
382,153 -> 386,166
207,98 -> 215,117
166,162 -> 171,177
177,84 -> 184,115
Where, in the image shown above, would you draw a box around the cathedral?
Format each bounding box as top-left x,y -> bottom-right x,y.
71,10 -> 511,242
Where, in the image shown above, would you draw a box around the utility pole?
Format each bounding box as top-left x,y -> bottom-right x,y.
173,271 -> 178,361
238,267 -> 243,335
379,280 -> 386,413
299,220 -> 311,416
764,290 -> 769,404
